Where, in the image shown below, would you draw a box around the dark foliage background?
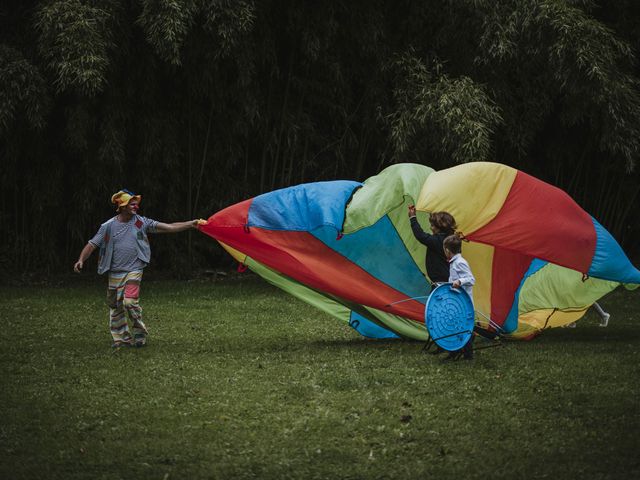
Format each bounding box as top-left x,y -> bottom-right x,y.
2,0 -> 639,276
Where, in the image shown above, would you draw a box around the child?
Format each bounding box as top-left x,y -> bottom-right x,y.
408,207 -> 457,355
565,302 -> 610,328
443,234 -> 476,360
407,206 -> 457,288
593,302 -> 611,327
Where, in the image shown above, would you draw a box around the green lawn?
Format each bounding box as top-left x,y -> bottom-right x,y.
1,275 -> 639,480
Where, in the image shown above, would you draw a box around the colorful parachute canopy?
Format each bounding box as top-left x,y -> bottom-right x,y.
200,163 -> 640,340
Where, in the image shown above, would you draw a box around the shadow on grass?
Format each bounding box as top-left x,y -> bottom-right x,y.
306,337 -> 420,348
526,327 -> 640,344
126,335 -> 425,358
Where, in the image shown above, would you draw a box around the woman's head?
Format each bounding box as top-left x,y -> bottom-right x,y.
429,211 -> 457,235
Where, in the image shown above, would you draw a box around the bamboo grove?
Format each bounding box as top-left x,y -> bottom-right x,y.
1,0 -> 639,275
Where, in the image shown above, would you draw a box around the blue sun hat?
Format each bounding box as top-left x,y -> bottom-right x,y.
425,283 -> 475,351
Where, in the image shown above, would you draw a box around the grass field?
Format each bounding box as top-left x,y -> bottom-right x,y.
1,274 -> 639,480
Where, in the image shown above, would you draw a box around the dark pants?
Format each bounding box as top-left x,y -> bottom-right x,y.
460,337 -> 474,358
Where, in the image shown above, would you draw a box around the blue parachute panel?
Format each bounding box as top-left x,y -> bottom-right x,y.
311,214 -> 430,302
247,181 -> 361,232
588,218 -> 640,284
503,259 -> 548,333
349,311 -> 399,339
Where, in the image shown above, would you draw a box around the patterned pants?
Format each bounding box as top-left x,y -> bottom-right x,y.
107,270 -> 147,346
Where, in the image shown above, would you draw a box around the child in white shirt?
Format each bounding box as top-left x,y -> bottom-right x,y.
443,234 -> 475,359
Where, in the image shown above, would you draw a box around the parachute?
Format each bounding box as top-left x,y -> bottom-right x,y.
199,162 -> 639,340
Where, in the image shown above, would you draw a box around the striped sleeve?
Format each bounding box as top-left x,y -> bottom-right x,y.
141,216 -> 159,234
89,223 -> 107,248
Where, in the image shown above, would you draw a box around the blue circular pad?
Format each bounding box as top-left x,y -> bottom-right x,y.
425,284 -> 475,351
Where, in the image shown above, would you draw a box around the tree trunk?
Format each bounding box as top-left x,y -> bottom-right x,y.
272,49 -> 294,190
193,101 -> 215,218
187,100 -> 193,273
259,75 -> 274,194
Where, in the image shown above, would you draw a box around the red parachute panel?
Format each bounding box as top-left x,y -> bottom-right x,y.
201,201 -> 426,322
468,170 -> 596,274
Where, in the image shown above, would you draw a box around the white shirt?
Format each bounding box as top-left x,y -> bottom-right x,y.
448,253 -> 475,303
